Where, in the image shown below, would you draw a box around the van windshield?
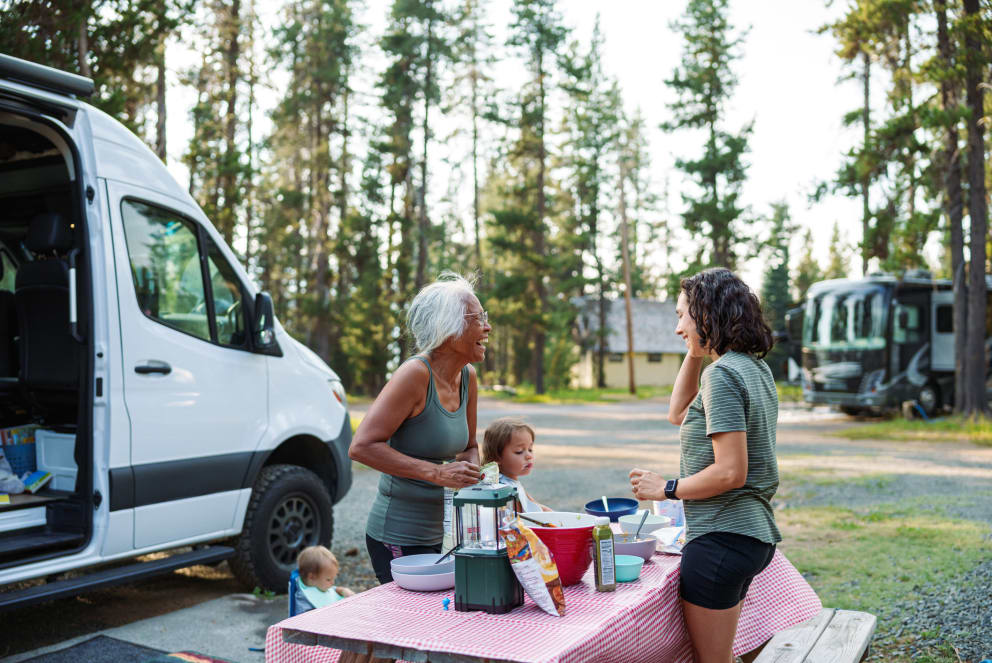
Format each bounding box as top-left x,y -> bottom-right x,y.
804,286 -> 889,351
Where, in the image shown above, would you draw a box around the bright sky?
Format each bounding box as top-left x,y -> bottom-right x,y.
164,0 -> 872,295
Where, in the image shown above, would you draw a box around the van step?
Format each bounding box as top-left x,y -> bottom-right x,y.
0,545 -> 235,611
0,529 -> 84,559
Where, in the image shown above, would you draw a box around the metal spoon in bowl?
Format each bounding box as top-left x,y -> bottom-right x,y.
632,509 -> 650,540
434,544 -> 459,565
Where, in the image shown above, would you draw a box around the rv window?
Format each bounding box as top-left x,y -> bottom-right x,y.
647,353 -> 662,363
936,305 -> 952,333
805,287 -> 887,350
205,238 -> 247,348
120,200 -> 211,341
893,304 -> 921,344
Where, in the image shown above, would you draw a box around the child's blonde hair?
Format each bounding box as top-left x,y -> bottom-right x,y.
482,417 -> 535,467
297,545 -> 337,582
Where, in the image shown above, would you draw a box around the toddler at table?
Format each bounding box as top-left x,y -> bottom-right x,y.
482,417 -> 551,513
294,545 -> 355,613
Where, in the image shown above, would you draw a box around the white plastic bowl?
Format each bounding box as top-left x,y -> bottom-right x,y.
519,511 -> 598,529
390,553 -> 455,576
618,513 -> 672,536
392,569 -> 455,591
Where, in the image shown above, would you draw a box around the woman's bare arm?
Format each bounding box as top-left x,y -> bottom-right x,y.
456,364 -> 480,466
667,355 -> 704,425
349,361 -> 480,488
629,430 -> 748,500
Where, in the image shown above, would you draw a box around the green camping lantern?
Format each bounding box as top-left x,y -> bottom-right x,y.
452,482 -> 524,614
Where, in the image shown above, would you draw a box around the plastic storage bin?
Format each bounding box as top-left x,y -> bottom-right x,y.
2,442 -> 36,476
35,429 -> 77,491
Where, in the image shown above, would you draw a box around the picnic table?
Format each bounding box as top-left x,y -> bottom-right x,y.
264,549 -> 821,663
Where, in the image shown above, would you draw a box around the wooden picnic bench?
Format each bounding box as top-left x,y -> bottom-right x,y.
750,608 -> 877,663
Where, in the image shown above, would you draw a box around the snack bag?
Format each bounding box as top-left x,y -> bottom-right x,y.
498,516 -> 565,616
480,461 -> 500,485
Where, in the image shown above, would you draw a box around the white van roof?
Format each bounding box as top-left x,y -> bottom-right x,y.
0,54 -> 196,207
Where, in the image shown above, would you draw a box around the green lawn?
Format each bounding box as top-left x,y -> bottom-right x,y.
776,494 -> 992,662
835,415 -> 992,446
480,384 -> 673,404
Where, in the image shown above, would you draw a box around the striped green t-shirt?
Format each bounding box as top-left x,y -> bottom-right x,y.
679,351 -> 781,545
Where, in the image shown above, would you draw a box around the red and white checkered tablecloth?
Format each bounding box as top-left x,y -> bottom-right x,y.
265,549 -> 820,663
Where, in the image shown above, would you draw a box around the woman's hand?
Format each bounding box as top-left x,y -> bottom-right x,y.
434,461 -> 482,489
629,467 -> 666,501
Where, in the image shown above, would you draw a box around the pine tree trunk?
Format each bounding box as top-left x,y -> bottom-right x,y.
533,52 -> 547,394
963,0 -> 989,416
619,162 -> 636,395
861,51 -> 871,275
220,0 -> 241,247
155,39 -> 167,162
416,15 -> 434,292
76,5 -> 91,78
471,62 -> 481,272
937,0 -> 967,413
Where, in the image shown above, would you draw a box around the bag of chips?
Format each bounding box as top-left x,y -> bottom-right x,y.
498,516 -> 565,616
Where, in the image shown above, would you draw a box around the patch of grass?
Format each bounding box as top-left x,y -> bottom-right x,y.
834,414 -> 992,446
350,413 -> 363,434
776,382 -> 803,402
777,504 -> 991,621
480,384 -> 673,404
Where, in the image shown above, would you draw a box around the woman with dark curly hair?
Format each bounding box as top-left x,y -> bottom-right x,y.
629,267 -> 779,663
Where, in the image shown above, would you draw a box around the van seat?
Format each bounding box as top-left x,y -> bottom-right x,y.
15,212 -> 78,421
0,289 -> 17,377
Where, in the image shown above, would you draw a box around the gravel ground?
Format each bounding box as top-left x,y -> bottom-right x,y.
335,398 -> 992,661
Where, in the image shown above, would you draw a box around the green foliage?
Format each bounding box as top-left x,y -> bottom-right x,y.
760,203 -> 795,379
0,0 -> 192,140
792,228 -> 822,302
823,222 -> 851,279
662,0 -> 750,272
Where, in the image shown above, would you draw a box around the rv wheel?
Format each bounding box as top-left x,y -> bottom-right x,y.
917,384 -> 940,417
230,464 -> 334,593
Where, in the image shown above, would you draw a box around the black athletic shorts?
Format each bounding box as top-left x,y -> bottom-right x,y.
365,534 -> 442,585
679,531 -> 776,610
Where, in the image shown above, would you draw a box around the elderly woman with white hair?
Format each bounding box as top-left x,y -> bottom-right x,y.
350,272 -> 490,584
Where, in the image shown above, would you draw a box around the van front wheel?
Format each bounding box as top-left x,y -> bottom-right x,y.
230,464 -> 334,593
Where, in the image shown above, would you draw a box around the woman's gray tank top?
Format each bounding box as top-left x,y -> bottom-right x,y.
365,356 -> 470,546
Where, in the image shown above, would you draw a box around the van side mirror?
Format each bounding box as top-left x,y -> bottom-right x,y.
253,292 -> 281,355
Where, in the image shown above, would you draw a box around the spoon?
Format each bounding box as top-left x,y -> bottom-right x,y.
633,509 -> 650,540
601,495 -> 610,513
434,544 -> 459,565
519,513 -> 558,528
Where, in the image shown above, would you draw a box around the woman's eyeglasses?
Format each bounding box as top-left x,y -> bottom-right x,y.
465,310 -> 489,325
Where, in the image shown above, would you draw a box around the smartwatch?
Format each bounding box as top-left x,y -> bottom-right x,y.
664,479 -> 679,500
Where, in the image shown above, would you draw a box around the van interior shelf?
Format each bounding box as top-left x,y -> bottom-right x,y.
0,492 -> 68,513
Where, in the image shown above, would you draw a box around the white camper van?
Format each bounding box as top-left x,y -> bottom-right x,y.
0,55 -> 352,608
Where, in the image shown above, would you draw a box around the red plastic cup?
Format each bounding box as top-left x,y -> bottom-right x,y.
523,512 -> 597,586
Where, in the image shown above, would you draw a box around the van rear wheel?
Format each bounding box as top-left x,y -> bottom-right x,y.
230,464 -> 334,593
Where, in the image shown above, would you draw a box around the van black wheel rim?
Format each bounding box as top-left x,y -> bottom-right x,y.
269,494 -> 319,567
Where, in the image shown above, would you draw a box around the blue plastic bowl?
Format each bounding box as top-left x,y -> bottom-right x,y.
583,497 -> 639,522
615,554 -> 644,582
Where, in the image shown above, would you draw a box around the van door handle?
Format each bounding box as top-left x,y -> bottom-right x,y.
134,361 -> 171,375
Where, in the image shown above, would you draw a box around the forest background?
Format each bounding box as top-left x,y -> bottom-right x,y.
1,0 -> 990,408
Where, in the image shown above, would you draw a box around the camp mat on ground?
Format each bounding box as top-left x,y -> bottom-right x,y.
16,635 -> 164,662
15,635 -> 240,663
